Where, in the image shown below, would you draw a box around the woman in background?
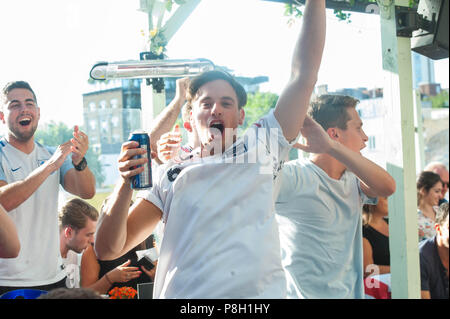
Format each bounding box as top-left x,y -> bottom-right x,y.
416,171 -> 443,242
362,197 -> 390,278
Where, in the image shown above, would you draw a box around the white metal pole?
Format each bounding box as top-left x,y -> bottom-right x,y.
379,0 -> 421,299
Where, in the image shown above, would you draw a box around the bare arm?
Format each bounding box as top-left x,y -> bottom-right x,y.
81,245 -> 141,294
94,141 -> 162,260
295,116 -> 396,197
363,238 -> 390,277
328,141 -> 395,197
63,126 -> 96,199
274,0 -> 326,142
0,141 -> 72,211
0,204 -> 20,258
63,168 -> 96,199
149,77 -> 189,162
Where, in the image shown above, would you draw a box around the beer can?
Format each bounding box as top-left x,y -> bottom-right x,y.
128,130 -> 152,189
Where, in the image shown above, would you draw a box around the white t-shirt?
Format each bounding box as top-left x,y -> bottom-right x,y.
137,110 -> 294,299
275,158 -> 377,299
0,138 -> 72,287
62,250 -> 81,288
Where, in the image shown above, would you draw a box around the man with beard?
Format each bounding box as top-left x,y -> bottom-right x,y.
0,81 -> 96,294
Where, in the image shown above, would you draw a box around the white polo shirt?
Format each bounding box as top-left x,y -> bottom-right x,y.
138,110 -> 294,299
0,138 -> 72,287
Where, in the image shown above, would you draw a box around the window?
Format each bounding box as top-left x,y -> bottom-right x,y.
89,102 -> 96,111
89,120 -> 96,130
110,98 -> 119,109
100,100 -> 107,109
101,121 -> 108,130
111,116 -> 119,127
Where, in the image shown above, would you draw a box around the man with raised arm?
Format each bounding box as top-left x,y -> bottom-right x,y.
0,81 -> 96,294
275,95 -> 396,298
95,0 -> 326,298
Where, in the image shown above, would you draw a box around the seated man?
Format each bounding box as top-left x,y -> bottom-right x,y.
94,0 -> 326,299
59,198 -> 99,288
419,202 -> 449,299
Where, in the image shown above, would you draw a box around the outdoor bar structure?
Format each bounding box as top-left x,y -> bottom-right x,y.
91,0 -> 449,299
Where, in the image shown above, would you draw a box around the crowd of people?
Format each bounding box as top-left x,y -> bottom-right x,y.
0,0 -> 448,300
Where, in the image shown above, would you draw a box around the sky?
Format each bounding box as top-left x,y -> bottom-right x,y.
0,0 -> 448,130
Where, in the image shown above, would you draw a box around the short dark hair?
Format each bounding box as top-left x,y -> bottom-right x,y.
1,81 -> 37,106
308,94 -> 359,131
186,70 -> 247,109
59,198 -> 99,231
435,202 -> 449,226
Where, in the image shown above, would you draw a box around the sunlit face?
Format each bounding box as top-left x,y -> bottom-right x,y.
421,181 -> 443,207
190,80 -> 245,154
0,88 -> 40,142
334,108 -> 368,153
66,219 -> 97,254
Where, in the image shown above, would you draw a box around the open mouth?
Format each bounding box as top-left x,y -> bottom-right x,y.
19,118 -> 32,126
209,122 -> 225,134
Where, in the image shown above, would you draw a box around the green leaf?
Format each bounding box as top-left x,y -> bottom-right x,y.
165,0 -> 173,12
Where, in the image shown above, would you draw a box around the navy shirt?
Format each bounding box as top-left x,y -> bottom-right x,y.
419,236 -> 449,299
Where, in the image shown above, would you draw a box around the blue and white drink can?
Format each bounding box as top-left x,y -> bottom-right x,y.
128,130 -> 152,189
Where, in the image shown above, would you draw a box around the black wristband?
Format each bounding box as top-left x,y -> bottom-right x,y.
73,157 -> 87,171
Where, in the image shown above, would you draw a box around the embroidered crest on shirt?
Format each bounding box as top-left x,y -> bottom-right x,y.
167,166 -> 183,182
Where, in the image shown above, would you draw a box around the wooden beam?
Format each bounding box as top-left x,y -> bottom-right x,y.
380,0 -> 421,299
162,0 -> 202,42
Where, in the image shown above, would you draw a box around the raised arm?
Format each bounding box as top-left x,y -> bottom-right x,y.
295,116 -> 396,197
274,0 -> 326,142
149,77 -> 189,163
63,126 -> 96,199
94,141 -> 162,260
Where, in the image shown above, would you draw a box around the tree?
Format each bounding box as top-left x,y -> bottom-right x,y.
425,90 -> 449,109
242,91 -> 299,160
241,92 -> 279,132
35,121 -> 105,187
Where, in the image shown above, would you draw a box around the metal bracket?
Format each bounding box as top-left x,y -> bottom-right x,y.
395,5 -> 435,38
140,51 -> 165,92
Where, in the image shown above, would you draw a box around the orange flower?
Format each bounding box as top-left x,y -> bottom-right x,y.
108,286 -> 137,299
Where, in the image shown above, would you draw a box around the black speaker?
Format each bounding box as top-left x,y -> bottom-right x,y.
411,0 -> 449,60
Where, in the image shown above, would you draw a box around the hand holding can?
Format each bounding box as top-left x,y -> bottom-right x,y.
117,140 -> 148,185
127,131 -> 153,189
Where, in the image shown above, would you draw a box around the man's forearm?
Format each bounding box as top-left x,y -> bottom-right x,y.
0,205 -> 20,257
291,0 -> 326,81
63,167 -> 96,199
274,0 -> 326,142
149,96 -> 184,154
94,180 -> 133,260
328,141 -> 396,197
0,162 -> 56,211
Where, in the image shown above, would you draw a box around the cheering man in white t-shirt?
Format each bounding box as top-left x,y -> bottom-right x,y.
0,81 -> 96,294
275,95 -> 396,298
95,0 -> 326,298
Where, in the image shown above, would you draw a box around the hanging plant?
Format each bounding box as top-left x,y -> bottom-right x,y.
149,27 -> 168,56
284,0 -> 419,24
